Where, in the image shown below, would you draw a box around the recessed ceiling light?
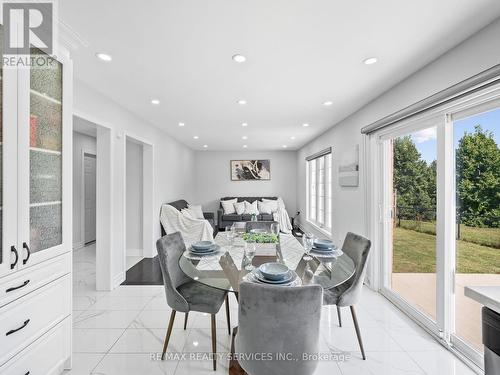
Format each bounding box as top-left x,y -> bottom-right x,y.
96,53 -> 112,61
232,54 -> 246,63
242,135 -> 248,140
302,123 -> 310,127
242,123 -> 248,127
178,122 -> 185,127
203,144 -> 208,148
193,135 -> 199,139
151,99 -> 160,105
237,99 -> 247,105
193,341 -> 199,347
323,101 -> 333,106
363,57 -> 378,65
290,136 -> 296,140
282,145 -> 288,148
243,145 -> 248,148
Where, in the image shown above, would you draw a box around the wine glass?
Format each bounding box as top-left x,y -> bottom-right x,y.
225,226 -> 235,248
303,232 -> 314,261
270,222 -> 280,236
244,239 -> 256,271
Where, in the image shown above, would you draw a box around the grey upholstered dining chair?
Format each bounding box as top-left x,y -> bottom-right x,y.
323,232 -> 371,360
245,220 -> 278,233
156,232 -> 231,371
235,282 -> 323,375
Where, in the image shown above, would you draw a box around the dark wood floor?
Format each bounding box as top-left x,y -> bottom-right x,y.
121,256 -> 163,285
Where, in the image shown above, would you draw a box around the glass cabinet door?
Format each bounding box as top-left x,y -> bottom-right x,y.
29,48 -> 63,255
17,47 -> 65,268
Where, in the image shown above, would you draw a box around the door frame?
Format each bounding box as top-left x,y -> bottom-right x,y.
122,133 -> 154,276
80,149 -> 97,246
73,111 -> 113,291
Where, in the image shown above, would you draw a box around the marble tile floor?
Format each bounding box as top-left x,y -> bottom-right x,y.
67,244 -> 479,375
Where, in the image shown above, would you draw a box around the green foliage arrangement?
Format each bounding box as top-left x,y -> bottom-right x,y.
242,233 -> 279,243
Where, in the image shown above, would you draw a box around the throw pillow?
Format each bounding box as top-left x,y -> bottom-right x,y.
188,204 -> 204,219
234,201 -> 245,215
244,200 -> 259,215
221,198 -> 237,215
262,198 -> 279,213
257,200 -> 273,215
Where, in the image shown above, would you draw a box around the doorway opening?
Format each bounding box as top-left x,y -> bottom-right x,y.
72,114 -> 113,293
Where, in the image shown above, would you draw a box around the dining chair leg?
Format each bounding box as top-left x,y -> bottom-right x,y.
184,312 -> 189,330
211,314 -> 217,371
225,295 -> 231,335
350,306 -> 366,360
161,310 -> 177,360
336,306 -> 342,327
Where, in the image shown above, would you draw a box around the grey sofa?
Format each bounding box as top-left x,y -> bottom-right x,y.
217,196 -> 278,230
161,199 -> 217,236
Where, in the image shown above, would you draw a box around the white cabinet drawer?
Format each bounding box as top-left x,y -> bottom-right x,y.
0,274 -> 71,365
0,252 -> 71,308
0,317 -> 70,375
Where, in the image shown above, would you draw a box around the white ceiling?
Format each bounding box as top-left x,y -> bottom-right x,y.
60,0 -> 500,151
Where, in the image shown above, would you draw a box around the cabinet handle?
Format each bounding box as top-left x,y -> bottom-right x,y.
6,319 -> 30,336
22,242 -> 31,265
6,280 -> 30,293
10,246 -> 18,270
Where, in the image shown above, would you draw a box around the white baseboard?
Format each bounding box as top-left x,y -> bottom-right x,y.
126,248 -> 143,256
112,271 -> 126,289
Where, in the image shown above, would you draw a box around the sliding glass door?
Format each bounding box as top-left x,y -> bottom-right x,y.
451,108 -> 500,362
379,121 -> 439,330
376,91 -> 500,368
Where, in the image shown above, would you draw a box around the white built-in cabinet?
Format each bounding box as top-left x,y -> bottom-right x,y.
0,24 -> 73,374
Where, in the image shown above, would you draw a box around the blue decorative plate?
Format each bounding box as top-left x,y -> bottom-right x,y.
314,239 -> 335,249
255,269 -> 294,284
192,241 -> 215,250
189,244 -> 219,255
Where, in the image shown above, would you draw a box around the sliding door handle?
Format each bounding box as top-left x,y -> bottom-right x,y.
10,246 -> 18,269
6,319 -> 30,336
22,242 -> 31,265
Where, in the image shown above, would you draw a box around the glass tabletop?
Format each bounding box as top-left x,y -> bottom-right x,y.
178,233 -> 356,292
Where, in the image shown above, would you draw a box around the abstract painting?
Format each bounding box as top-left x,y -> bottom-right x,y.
230,160 -> 271,181
339,145 -> 359,186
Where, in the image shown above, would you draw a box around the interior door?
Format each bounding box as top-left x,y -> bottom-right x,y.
0,24 -> 19,277
84,154 -> 96,244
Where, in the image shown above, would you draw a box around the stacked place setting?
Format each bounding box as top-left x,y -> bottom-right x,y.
189,240 -> 220,256
310,239 -> 343,257
245,262 -> 301,286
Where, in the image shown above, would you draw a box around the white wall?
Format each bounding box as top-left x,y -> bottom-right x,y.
125,139 -> 143,256
72,130 -> 97,248
296,17 -> 500,285
194,151 -> 297,218
74,79 -> 196,289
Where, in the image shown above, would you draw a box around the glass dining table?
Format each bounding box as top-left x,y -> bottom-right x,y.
179,232 -> 356,293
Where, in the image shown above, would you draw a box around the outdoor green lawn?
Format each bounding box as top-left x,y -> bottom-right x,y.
393,227 -> 500,274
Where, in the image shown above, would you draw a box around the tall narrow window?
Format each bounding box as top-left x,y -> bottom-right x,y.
307,148 -> 332,233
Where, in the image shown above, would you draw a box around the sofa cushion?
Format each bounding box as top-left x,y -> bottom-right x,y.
234,201 -> 245,215
221,198 -> 237,214
222,214 -> 242,221
259,214 -> 274,221
244,200 -> 259,215
241,214 -> 252,221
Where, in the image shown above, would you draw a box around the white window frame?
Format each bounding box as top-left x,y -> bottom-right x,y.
306,150 -> 332,234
